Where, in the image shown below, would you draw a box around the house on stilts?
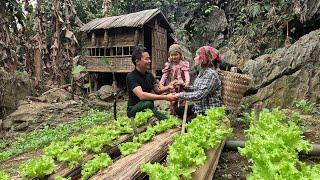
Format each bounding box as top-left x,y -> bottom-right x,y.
79,9 -> 175,90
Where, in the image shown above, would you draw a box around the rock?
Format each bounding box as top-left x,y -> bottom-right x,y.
242,29 -> 320,108
207,7 -> 228,32
87,99 -> 113,110
0,68 -> 33,118
220,48 -> 239,67
40,88 -> 72,103
3,102 -> 50,130
190,7 -> 228,49
304,0 -> 320,22
97,85 -> 114,101
13,122 -> 28,131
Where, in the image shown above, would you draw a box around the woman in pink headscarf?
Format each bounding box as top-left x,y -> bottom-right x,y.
175,45 -> 222,118
160,44 -> 190,115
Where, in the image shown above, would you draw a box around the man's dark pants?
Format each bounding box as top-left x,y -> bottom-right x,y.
127,100 -> 167,120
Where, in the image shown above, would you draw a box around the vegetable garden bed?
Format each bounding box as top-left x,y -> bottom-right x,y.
91,128 -> 180,179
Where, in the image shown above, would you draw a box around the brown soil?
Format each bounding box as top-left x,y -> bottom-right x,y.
213,151 -> 250,180
213,118 -> 250,179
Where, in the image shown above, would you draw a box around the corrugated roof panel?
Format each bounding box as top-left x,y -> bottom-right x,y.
79,9 -> 171,32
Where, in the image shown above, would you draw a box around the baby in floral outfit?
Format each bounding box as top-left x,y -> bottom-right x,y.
160,44 -> 190,115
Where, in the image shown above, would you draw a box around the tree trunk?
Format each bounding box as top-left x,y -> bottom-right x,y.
52,0 -> 65,85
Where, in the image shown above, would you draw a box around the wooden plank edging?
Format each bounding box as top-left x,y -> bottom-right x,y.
90,128 -> 180,180
192,119 -> 231,180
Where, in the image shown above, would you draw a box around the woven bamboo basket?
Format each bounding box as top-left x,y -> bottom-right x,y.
218,70 -> 252,114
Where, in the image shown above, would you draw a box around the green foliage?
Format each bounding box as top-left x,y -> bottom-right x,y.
168,134 -> 207,173
115,116 -> 134,134
83,82 -> 91,88
119,141 -> 141,156
81,153 -> 112,180
141,107 -> 232,179
140,163 -> 180,180
247,3 -> 264,19
0,109 -> 109,161
134,109 -> 153,127
57,146 -> 85,167
240,111 -> 255,127
109,0 -> 220,50
227,0 -> 304,58
55,176 -> 71,180
83,134 -> 111,153
135,127 -> 155,144
100,57 -> 110,66
72,65 -> 86,74
73,0 -> 104,23
79,125 -> 119,153
44,141 -> 68,158
19,155 -> 55,179
153,115 -> 180,134
0,139 -> 6,149
120,114 -> 181,156
0,170 -> 10,180
239,109 -> 320,179
295,100 -> 315,114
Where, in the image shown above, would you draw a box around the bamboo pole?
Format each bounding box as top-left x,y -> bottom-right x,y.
224,140 -> 320,156
181,101 -> 188,134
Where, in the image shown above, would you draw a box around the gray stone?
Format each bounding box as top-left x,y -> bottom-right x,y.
242,29 -> 320,108
0,69 -> 33,118
3,102 -> 50,130
97,85 -> 114,101
40,88 -> 72,103
220,48 -> 239,67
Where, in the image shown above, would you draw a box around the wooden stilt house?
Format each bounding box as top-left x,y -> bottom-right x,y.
79,9 -> 174,88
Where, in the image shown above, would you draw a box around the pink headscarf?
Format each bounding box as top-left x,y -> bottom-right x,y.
196,46 -> 221,64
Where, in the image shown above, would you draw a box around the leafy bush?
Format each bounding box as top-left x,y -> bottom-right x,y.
136,127 -> 155,144
119,141 -> 141,156
239,109 -> 320,179
19,155 -> 55,179
134,109 -> 153,127
55,176 -> 71,180
0,109 -> 109,161
44,141 -> 68,158
57,146 -> 85,167
295,100 -> 315,114
81,153 -> 112,180
0,170 -> 9,180
141,107 -> 232,179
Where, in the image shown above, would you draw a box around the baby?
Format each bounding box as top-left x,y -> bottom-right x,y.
160,44 -> 190,115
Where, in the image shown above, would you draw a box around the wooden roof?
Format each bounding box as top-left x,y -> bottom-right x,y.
79,9 -> 173,32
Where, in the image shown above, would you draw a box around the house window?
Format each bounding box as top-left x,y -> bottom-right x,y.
123,47 -> 130,55
111,47 -> 116,56
95,48 -> 99,56
117,47 -> 122,56
100,48 -> 105,56
87,46 -> 133,57
91,48 -> 96,56
130,46 -> 135,55
106,48 -> 111,56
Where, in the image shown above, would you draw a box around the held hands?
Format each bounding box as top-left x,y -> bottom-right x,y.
166,93 -> 176,101
167,80 -> 178,90
165,92 -> 182,101
175,92 -> 183,99
167,80 -> 189,90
